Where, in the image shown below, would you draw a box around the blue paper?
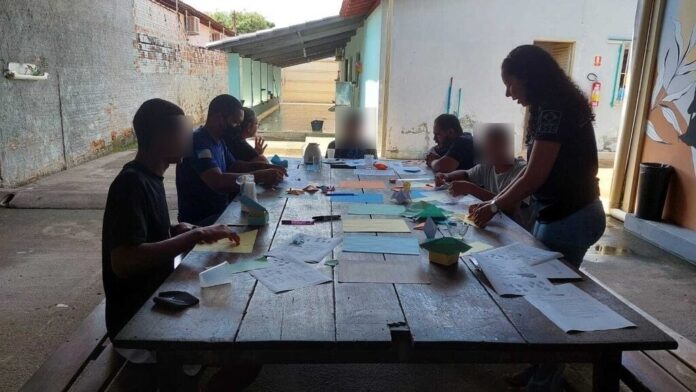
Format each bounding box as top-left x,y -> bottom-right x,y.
271,154 -> 289,168
329,193 -> 384,204
342,235 -> 421,255
410,190 -> 426,199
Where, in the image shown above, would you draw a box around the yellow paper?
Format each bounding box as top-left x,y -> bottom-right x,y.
343,218 -> 411,233
339,180 -> 386,189
462,241 -> 494,255
192,229 -> 258,253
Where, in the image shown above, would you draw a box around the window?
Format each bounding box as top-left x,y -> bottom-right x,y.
611,42 -> 631,107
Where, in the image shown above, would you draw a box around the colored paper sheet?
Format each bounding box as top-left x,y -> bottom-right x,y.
199,259 -> 269,288
339,180 -> 386,189
462,241 -> 494,255
329,193 -> 384,204
192,229 -> 257,254
338,258 -> 430,284
342,235 -> 421,255
343,218 -> 411,233
354,169 -> 395,176
347,203 -> 406,216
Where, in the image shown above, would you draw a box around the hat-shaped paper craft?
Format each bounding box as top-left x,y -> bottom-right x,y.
240,195 -> 269,226
420,237 -> 472,266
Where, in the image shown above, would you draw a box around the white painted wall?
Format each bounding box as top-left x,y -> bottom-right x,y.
383,0 -> 637,158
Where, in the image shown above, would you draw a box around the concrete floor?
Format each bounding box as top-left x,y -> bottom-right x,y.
1,151 -> 695,391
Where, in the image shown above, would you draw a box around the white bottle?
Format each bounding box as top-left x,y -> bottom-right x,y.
236,174 -> 257,213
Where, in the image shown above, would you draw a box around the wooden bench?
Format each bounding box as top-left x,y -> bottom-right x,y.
584,271 -> 696,391
18,300 -> 153,392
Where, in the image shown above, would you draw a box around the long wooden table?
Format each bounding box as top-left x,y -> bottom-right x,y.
115,159 -> 676,391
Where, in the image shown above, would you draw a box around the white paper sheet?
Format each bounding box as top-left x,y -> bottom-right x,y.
250,256 -> 332,293
265,233 -> 341,263
354,169 -> 396,176
472,255 -> 554,297
476,242 -> 564,266
199,260 -> 269,288
525,283 -> 636,333
531,259 -> 582,280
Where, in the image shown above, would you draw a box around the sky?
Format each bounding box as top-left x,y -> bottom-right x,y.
184,0 -> 344,28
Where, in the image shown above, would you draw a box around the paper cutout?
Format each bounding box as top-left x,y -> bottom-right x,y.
250,256 -> 331,293
266,233 -> 341,263
303,184 -> 320,194
339,180 -> 386,189
199,259 -> 268,288
343,218 -> 411,233
347,203 -> 406,216
423,217 -> 437,239
342,235 -> 421,255
338,258 -> 431,284
329,193 -> 384,204
192,230 -> 258,254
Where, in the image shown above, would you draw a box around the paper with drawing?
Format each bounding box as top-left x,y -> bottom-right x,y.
250,256 -> 331,293
265,233 -> 341,263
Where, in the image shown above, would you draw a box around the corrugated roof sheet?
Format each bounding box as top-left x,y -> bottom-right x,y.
206,15 -> 365,67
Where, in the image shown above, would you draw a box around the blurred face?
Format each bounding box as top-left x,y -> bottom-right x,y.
433,122 -> 456,147
227,108 -> 244,128
243,118 -> 259,138
502,72 -> 528,107
156,115 -> 193,164
482,133 -> 511,165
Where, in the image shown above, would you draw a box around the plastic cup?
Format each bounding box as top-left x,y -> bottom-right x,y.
327,149 -> 335,159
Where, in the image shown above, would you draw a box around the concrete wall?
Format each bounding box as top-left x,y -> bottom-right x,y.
282,59 -> 339,103
640,0 -> 696,230
228,55 -> 280,107
381,0 -> 637,158
0,0 -> 228,187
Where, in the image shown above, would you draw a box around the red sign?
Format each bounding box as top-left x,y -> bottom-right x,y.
594,56 -> 602,67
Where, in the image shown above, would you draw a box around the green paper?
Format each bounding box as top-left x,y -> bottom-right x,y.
348,203 -> 406,216
420,237 -> 472,255
414,205 -> 448,220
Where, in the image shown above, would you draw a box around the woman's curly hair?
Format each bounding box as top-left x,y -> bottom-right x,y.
501,45 -> 595,143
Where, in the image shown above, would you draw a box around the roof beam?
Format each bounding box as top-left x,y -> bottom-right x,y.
252,39 -> 352,63
248,31 -> 357,60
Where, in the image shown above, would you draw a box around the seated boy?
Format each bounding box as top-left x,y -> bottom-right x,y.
327,109 -> 378,159
222,107 -> 269,163
103,99 -> 241,349
426,114 -> 475,173
436,123 -> 532,227
176,95 -> 287,225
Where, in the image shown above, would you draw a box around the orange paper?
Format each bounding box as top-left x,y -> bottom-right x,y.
339,180 -> 386,189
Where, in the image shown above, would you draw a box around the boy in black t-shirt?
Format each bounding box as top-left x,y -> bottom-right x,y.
102,99 -> 241,348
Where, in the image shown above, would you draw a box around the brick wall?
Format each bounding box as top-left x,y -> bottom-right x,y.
0,0 -> 228,187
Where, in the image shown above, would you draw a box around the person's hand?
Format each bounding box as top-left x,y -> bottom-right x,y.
270,165 -> 288,177
425,151 -> 440,167
254,136 -> 268,155
254,168 -> 284,185
435,172 -> 450,187
469,202 -> 496,228
448,181 -> 475,197
195,225 -> 240,245
171,222 -> 197,236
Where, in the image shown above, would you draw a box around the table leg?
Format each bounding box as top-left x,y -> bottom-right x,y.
156,351 -> 179,391
593,350 -> 621,392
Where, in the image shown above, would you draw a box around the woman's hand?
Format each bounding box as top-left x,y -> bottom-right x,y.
195,225 -> 240,245
448,181 -> 475,196
254,136 -> 268,155
434,172 -> 450,187
469,202 -> 497,228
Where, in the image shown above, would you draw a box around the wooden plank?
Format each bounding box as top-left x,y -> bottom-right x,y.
104,362 -> 158,392
20,301 -> 107,392
331,168 -> 407,343
68,343 -> 125,392
114,196 -> 287,349
235,177 -> 336,343
644,350 -> 696,391
621,351 -> 690,392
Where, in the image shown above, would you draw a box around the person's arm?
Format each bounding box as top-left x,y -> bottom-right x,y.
448,180 -> 497,201
230,160 -> 284,173
249,155 -> 269,164
435,170 -> 469,186
111,225 -> 240,279
470,141 -> 560,226
430,155 -> 460,173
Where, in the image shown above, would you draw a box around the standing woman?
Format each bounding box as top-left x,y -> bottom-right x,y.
470,44 -> 606,390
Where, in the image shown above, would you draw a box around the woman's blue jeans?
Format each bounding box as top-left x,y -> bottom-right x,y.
526,199 -> 606,391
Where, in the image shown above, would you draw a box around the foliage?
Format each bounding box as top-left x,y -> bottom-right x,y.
210,10 -> 275,34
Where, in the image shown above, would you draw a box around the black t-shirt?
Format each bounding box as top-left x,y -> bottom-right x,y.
102,161 -> 173,339
528,104 -> 600,222
222,130 -> 259,162
444,133 -> 475,170
326,140 -> 378,159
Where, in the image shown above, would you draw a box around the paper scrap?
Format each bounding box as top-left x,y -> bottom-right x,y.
199,260 -> 268,288
329,193 -> 384,204
338,258 -> 430,284
354,169 -> 395,176
339,180 -> 386,189
347,203 -> 406,216
192,230 -> 257,254
250,256 -> 331,293
343,218 -> 411,233
342,235 -> 421,255
265,233 -> 341,263
526,283 -> 636,333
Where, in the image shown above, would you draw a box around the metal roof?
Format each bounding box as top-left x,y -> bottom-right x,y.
206,15 -> 365,68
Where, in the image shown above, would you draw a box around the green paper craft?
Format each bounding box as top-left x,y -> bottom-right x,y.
420,237 -> 472,254
414,205 -> 448,220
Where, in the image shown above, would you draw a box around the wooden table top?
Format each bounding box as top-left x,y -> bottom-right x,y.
115,159 -> 676,360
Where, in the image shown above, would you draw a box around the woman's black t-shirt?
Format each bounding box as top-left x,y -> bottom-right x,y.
527,104 -> 600,223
